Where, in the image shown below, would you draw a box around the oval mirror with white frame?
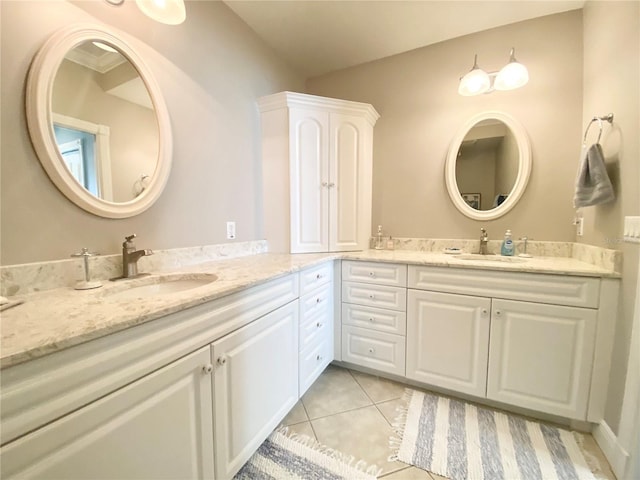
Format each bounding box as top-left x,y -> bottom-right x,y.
445,111 -> 531,220
26,24 -> 172,218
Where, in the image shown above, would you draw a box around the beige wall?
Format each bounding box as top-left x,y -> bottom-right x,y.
0,0 -> 305,264
307,11 -> 584,242
581,1 -> 640,436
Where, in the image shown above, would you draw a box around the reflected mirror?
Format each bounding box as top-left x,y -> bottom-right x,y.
445,111 -> 531,220
26,24 -> 172,218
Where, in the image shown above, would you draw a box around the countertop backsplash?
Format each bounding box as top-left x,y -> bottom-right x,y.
0,238 -> 621,298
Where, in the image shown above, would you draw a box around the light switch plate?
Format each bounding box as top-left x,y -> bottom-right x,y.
624,216 -> 640,243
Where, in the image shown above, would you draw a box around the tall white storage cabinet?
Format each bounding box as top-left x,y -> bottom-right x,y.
258,92 -> 379,253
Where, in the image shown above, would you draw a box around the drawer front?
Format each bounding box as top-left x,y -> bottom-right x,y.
408,266 -> 601,308
299,283 -> 333,321
299,339 -> 332,396
300,262 -> 333,296
342,282 -> 407,311
342,326 -> 405,376
342,303 -> 406,335
300,309 -> 332,352
342,261 -> 407,287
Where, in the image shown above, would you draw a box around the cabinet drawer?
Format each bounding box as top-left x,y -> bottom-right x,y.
300,309 -> 332,352
342,282 -> 407,311
342,303 -> 406,335
299,339 -> 332,396
408,266 -> 601,308
341,325 -> 405,376
342,261 -> 407,287
300,262 -> 333,296
299,283 -> 333,321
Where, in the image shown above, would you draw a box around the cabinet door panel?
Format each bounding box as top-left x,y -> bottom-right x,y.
487,299 -> 597,419
212,301 -> 299,480
406,290 -> 491,397
1,347 -> 214,480
290,108 -> 330,253
329,113 -> 370,251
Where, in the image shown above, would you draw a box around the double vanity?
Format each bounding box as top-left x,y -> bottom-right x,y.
0,248 -> 619,480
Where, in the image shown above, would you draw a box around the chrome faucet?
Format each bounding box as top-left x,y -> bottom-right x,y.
121,234 -> 153,278
479,228 -> 489,255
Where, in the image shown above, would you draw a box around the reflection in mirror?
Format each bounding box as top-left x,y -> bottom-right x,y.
455,119 -> 518,211
51,41 -> 159,202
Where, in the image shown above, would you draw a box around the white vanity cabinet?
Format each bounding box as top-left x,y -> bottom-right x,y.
407,266 -> 604,420
258,92 -> 379,253
298,263 -> 334,396
0,272 -> 303,480
341,261 -> 407,376
212,300 -> 299,480
406,290 -> 491,398
0,347 -> 215,479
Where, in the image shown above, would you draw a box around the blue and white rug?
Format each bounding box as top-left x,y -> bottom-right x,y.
391,389 -> 599,480
235,427 -> 381,480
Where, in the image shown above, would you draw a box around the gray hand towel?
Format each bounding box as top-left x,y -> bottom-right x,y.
573,143 -> 615,208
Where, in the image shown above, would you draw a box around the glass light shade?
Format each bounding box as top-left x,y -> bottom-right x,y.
458,68 -> 491,96
135,0 -> 186,25
494,61 -> 529,91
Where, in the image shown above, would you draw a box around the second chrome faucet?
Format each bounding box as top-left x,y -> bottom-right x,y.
120,234 -> 153,279
479,228 -> 489,255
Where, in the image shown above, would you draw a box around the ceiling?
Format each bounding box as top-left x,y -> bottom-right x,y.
223,0 -> 585,78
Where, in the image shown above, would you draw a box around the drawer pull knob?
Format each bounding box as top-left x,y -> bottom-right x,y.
369,317 -> 374,322
316,355 -> 323,361
316,273 -> 323,279
495,310 -> 502,316
368,348 -> 375,354
202,364 -> 213,374
316,322 -> 322,328
368,294 -> 375,299
368,271 -> 375,277
316,297 -> 322,303
217,356 -> 227,366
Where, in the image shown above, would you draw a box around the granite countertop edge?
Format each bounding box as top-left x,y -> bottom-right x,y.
0,251 -> 619,369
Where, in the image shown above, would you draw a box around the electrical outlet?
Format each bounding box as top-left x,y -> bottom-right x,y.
226,221 -> 236,240
576,217 -> 584,236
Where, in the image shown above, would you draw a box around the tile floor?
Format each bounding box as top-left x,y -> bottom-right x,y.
279,365 -> 616,480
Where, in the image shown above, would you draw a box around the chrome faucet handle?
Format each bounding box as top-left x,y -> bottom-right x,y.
125,234 -> 136,242
123,234 -> 137,248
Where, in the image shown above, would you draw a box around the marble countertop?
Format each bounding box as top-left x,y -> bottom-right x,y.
0,250 -> 618,369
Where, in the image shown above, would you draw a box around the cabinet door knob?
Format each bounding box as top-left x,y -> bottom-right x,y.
202,364 -> 213,374
321,182 -> 328,187
368,271 -> 375,277
217,356 -> 227,366
316,273 -> 323,279
495,310 -> 502,316
316,297 -> 322,303
316,322 -> 322,328
368,348 -> 375,354
316,355 -> 323,361
481,308 -> 488,316
368,294 -> 375,299
328,182 -> 335,188
369,317 -> 374,322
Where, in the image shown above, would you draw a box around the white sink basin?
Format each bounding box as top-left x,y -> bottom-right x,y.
104,273 -> 218,300
456,254 -> 528,263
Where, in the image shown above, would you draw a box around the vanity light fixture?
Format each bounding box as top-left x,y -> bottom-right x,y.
105,0 -> 186,25
458,48 -> 529,96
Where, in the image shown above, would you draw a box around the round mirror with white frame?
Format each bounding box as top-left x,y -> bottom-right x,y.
26,23 -> 172,218
445,111 -> 531,220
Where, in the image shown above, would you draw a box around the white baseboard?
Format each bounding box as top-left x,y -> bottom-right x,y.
593,420 -> 630,478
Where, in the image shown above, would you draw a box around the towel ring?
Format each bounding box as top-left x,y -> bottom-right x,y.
583,113 -> 614,144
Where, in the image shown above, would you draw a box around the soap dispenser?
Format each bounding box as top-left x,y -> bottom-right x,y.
501,230 -> 515,256
374,225 -> 385,250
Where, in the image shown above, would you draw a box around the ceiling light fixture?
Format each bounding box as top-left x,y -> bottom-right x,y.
135,0 -> 186,25
458,48 -> 529,96
105,0 -> 186,25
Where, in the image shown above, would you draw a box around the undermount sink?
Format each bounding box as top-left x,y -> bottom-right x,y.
456,254 -> 528,263
104,273 -> 218,300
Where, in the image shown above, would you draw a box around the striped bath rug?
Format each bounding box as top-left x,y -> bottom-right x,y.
234,427 -> 381,480
391,389 -> 599,480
